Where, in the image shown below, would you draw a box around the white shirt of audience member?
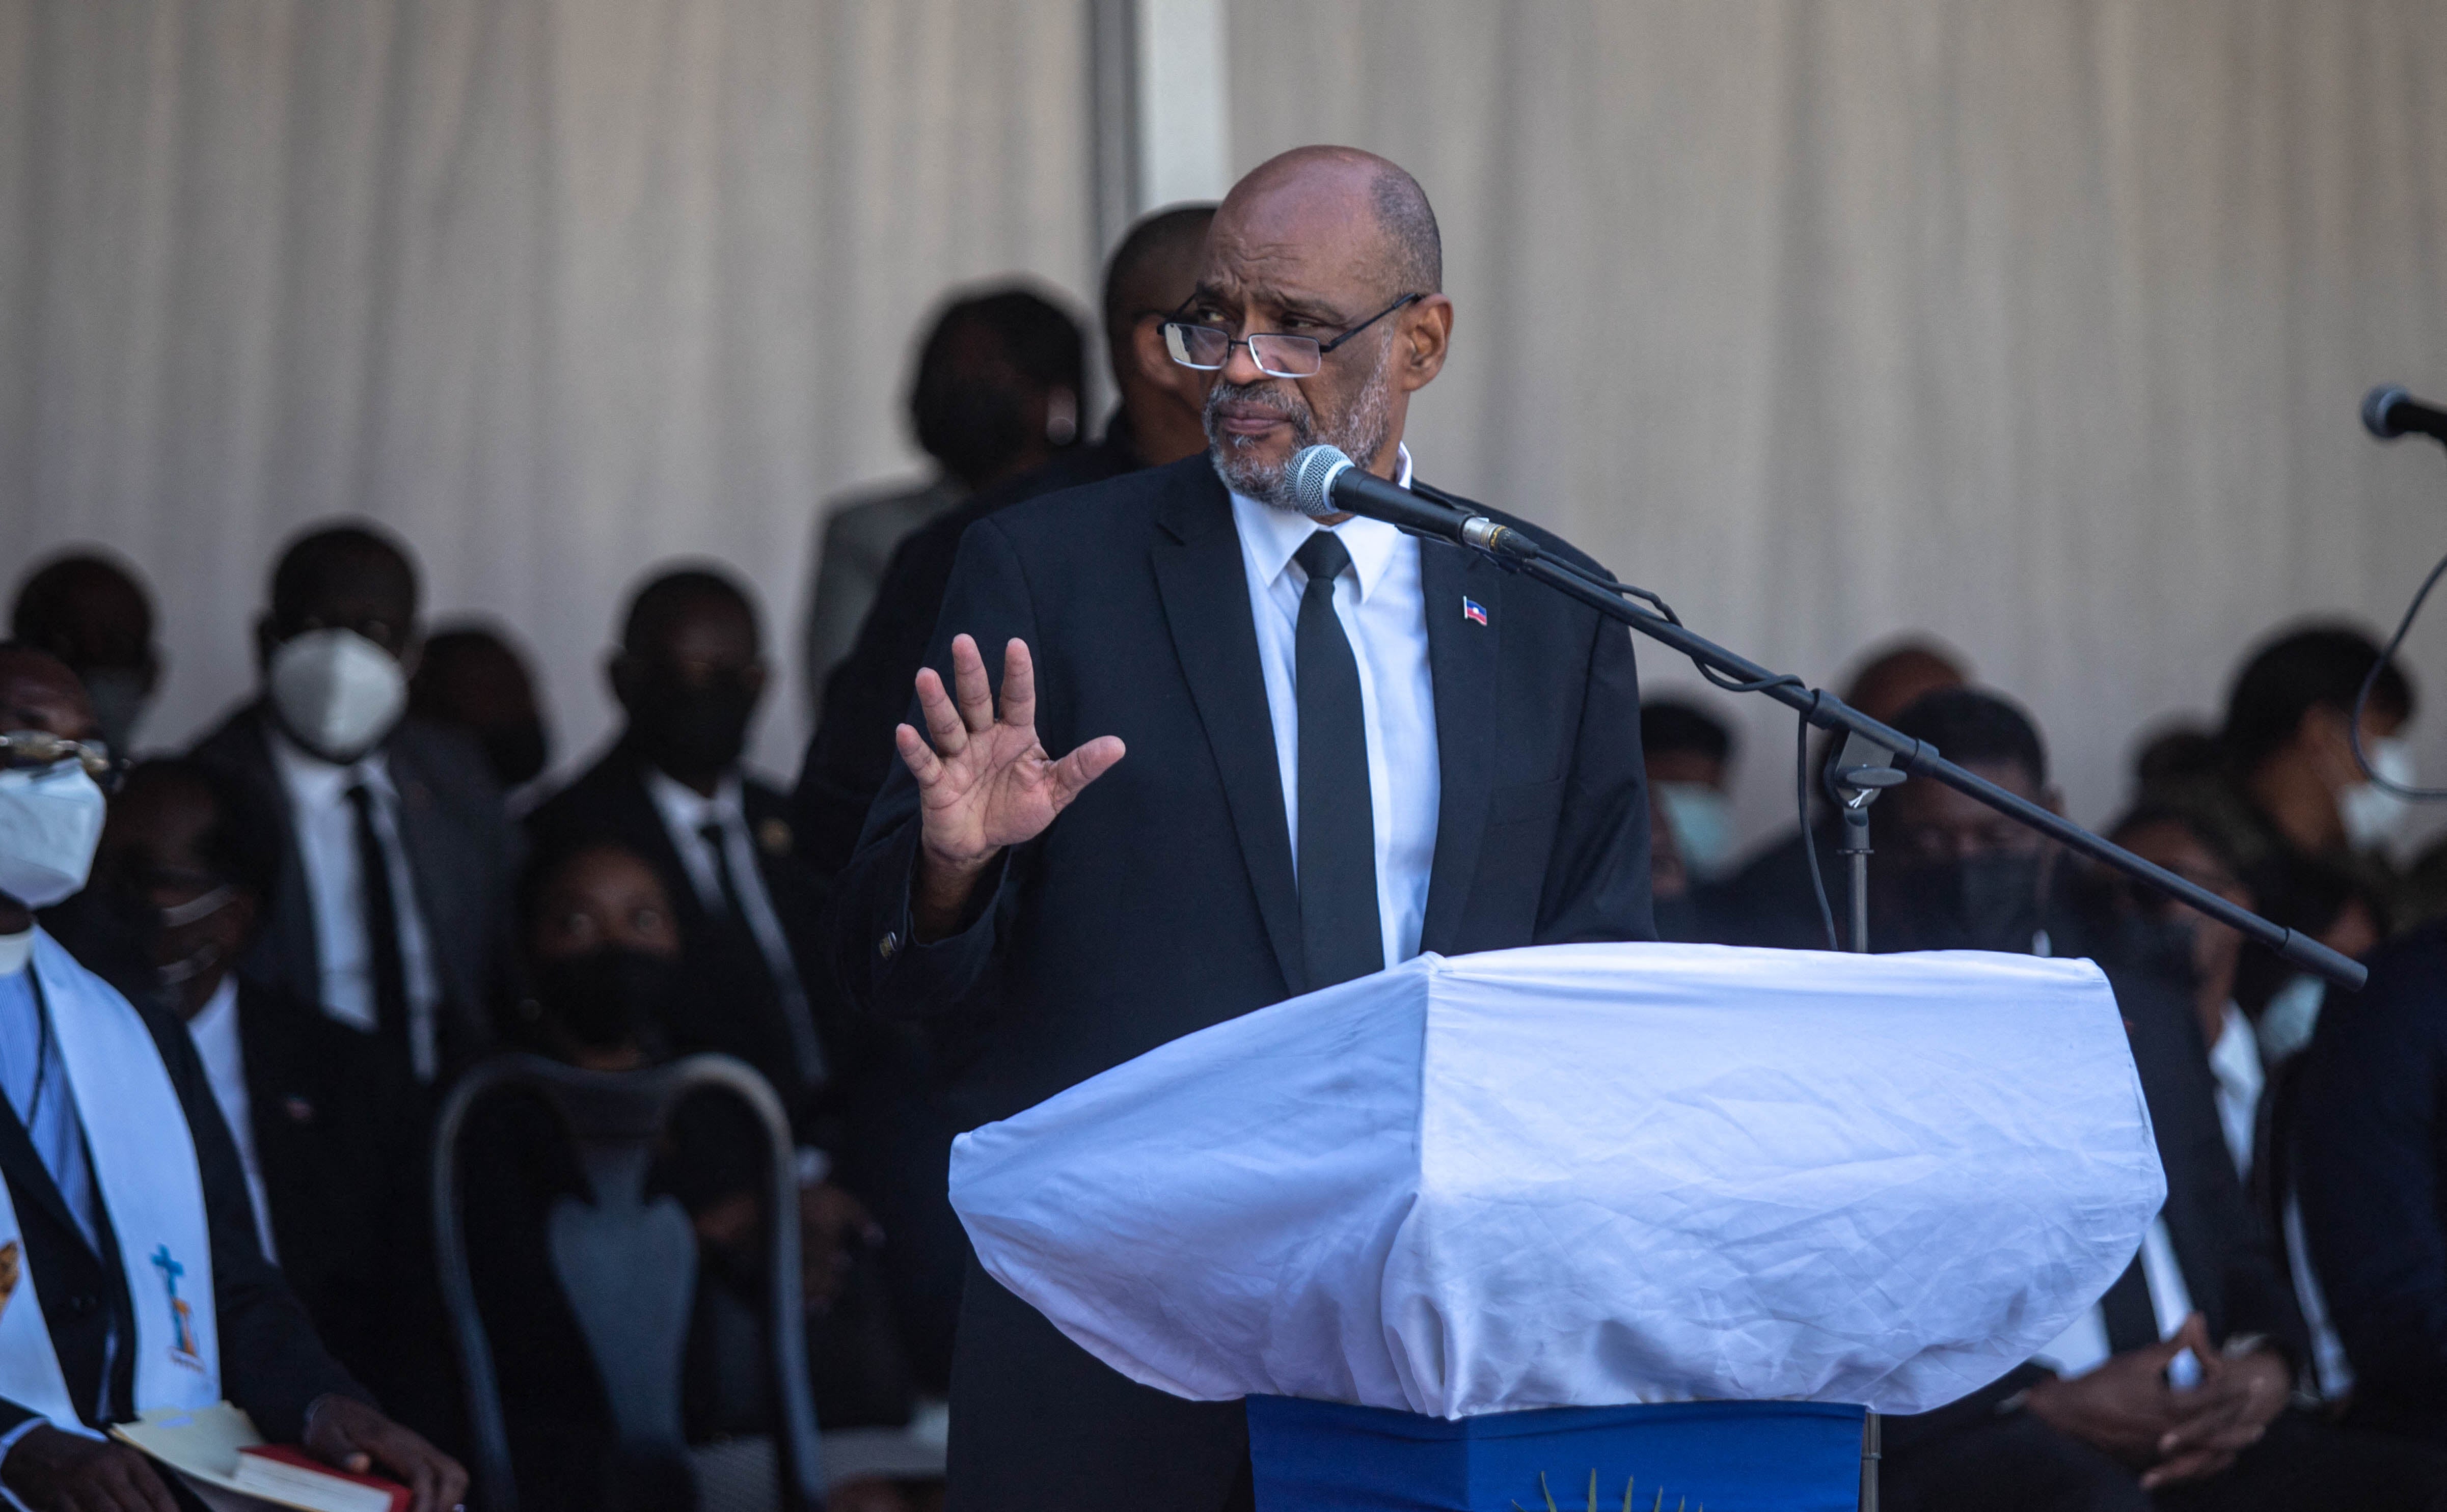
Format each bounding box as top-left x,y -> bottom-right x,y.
267,731 -> 444,1081
2206,1001 -> 2264,1181
2034,1217 -> 2197,1381
1230,444 -> 1439,972
183,976 -> 277,1262
643,768 -> 824,1086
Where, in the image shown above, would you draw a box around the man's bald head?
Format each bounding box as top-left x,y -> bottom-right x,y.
1191,146 -> 1455,505
1224,146 -> 1441,300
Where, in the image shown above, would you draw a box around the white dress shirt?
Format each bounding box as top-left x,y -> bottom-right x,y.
183,977 -> 277,1261
267,732 -> 444,1080
2207,1002 -> 2265,1180
1230,444 -> 1440,972
2034,1216 -> 2197,1379
644,768 -> 824,1084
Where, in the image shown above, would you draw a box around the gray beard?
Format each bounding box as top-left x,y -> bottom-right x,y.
1205,353 -> 1397,512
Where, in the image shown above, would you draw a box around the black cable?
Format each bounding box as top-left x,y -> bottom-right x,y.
2352,543 -> 2447,800
1798,697 -> 1839,951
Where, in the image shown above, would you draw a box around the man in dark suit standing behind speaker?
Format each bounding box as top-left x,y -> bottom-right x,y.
827,145 -> 1654,1512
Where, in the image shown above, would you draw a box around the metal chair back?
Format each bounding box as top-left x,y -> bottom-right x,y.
433,1052 -> 824,1511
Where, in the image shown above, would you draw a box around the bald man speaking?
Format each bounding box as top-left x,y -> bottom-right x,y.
828,147 -> 1654,1510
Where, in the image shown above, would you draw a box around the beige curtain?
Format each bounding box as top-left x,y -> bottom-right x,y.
1227,0 -> 2447,848
0,0 -> 1095,778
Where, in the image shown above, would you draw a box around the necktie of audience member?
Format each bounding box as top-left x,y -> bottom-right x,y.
345,782 -> 412,1060
1294,530 -> 1383,990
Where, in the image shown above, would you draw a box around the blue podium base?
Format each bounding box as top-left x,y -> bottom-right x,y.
1245,1396 -> 1866,1512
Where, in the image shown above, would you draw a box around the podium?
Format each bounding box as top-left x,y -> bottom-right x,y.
950,943 -> 2164,1511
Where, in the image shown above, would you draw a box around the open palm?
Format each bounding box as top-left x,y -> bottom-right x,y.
895,634 -> 1125,873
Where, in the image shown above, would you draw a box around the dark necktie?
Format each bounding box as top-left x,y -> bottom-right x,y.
702,821 -> 824,1086
2098,1251 -> 2161,1355
1292,531 -> 1384,991
345,783 -> 412,1062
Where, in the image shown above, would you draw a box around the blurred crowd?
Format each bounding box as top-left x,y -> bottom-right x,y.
14,186 -> 2447,1512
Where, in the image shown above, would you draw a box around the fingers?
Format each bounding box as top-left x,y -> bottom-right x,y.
119,1450 -> 180,1512
914,666 -> 968,759
999,638 -> 1037,730
1049,736 -> 1127,805
950,634 -> 995,735
894,723 -> 944,787
2141,1447 -> 2240,1490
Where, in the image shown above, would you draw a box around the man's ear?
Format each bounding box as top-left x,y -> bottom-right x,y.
1395,295 -> 1454,394
213,892 -> 261,959
1130,317 -> 1176,390
743,659 -> 770,704
2043,784 -> 2068,818
395,631 -> 423,683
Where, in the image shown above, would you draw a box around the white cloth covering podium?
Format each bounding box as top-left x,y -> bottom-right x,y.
950,942 -> 2165,1421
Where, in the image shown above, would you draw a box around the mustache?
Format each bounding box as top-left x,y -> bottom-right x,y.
1204,381 -> 1313,433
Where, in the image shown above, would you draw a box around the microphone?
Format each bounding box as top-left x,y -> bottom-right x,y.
1289,445 -> 1541,561
2363,386 -> 2447,444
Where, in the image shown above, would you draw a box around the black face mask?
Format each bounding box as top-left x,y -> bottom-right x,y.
1873,853 -> 2047,954
630,675 -> 757,778
481,721 -> 550,790
532,949 -> 681,1053
914,377 -> 1029,485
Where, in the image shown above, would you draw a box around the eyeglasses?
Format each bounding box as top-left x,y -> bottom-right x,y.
1163,293 -> 1424,380
0,730 -> 125,789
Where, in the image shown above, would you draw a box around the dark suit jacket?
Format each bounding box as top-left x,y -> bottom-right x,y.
236,979 -> 457,1443
1885,916 -> 2309,1451
826,454 -> 1653,1511
0,977 -> 367,1441
2294,920 -> 2447,1443
526,742 -> 832,1126
191,703 -> 515,1073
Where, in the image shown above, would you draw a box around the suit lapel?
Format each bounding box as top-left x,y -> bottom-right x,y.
1150,469 -> 1306,997
1418,539 -> 1503,955
237,708 -> 321,1009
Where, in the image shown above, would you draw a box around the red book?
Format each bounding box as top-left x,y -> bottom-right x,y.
232,1444 -> 410,1512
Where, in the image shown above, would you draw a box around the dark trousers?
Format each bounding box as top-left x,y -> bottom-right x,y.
944,1259 -> 1252,1512
1884,1407 -> 2447,1512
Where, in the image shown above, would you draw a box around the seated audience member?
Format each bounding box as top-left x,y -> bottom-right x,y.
2163,624 -> 2416,927
2293,917 -> 2447,1449
465,841 -> 912,1512
2133,722 -> 2223,806
77,758 -> 456,1445
2231,855 -> 2389,1069
407,622 -> 554,797
10,551 -> 161,758
1868,688 -> 2447,1511
1700,637 -> 1967,948
192,522 -> 515,1085
1640,698 -> 1736,941
801,286 -> 1092,706
0,646 -> 465,1512
795,206 -> 1214,880
2104,807 -> 2260,1180
528,567 -> 828,1136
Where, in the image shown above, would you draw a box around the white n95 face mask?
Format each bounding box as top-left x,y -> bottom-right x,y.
0,762 -> 107,910
269,627 -> 407,763
2341,735 -> 2417,855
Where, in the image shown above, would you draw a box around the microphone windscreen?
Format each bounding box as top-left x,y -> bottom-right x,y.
2365,385 -> 2409,439
1291,444 -> 1354,518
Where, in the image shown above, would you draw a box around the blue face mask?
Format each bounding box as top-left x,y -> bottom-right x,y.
1653,782 -> 1734,881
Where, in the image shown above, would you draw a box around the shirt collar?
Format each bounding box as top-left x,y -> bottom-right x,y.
1230,443 -> 1416,604
645,765 -> 744,832
188,975 -> 240,1039
0,930 -> 30,978
267,725 -> 392,802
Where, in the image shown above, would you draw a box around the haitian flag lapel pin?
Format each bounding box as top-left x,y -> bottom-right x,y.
1461,596 -> 1489,626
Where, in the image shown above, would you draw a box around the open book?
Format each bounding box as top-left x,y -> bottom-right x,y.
109,1402 -> 408,1512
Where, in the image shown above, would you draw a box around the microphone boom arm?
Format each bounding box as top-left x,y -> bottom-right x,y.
1411,482 -> 2367,992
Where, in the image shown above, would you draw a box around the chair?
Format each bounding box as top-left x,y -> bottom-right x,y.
433,1052 -> 824,1512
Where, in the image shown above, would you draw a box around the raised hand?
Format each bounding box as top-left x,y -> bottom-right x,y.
896,635 -> 1124,937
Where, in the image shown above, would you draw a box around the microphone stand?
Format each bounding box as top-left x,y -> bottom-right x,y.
1409,482 -> 2367,991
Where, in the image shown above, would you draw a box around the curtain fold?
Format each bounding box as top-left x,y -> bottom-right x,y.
1226,0 -> 2447,843
2,0 -> 1094,777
